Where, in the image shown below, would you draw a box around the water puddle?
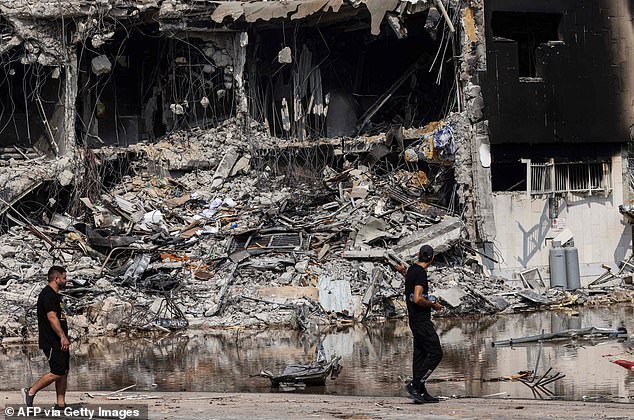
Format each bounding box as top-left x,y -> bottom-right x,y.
2,304 -> 633,402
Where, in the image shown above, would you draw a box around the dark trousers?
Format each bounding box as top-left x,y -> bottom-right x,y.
409,318 -> 443,387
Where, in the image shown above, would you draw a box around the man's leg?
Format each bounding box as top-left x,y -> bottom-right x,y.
411,327 -> 429,386
30,372 -> 62,394
407,323 -> 434,403
26,348 -> 67,404
55,372 -> 68,407
55,349 -> 70,407
24,349 -> 59,405
24,371 -> 60,406
418,321 -> 443,380
416,320 -> 443,399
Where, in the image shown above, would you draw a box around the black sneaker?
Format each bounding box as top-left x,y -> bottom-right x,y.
419,390 -> 440,403
406,382 -> 427,404
21,388 -> 34,407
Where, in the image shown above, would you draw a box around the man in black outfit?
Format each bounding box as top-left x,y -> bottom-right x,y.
22,266 -> 70,409
403,245 -> 443,403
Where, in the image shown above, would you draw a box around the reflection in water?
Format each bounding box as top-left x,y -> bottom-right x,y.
2,305 -> 632,402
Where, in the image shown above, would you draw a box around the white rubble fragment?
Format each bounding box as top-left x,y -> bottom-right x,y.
278,46 -> 292,64
57,169 -> 74,187
91,55 -> 112,75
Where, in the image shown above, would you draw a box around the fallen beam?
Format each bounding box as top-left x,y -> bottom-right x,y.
492,326 -> 628,347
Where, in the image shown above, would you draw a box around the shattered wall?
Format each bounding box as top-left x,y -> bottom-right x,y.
454,0 -> 496,244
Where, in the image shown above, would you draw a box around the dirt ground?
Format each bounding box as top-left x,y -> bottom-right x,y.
2,391 -> 633,419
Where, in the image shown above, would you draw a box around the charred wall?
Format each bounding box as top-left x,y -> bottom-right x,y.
482,0 -> 634,145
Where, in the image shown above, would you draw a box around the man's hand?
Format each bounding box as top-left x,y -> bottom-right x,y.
431,302 -> 443,311
396,263 -> 408,276
60,335 -> 70,352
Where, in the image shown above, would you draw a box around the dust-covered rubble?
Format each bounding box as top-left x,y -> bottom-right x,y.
1,117 -> 633,344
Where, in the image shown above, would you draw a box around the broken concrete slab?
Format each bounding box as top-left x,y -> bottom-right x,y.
342,249 -> 387,260
211,147 -> 240,188
515,289 -> 553,305
434,286 -> 467,308
91,55 -> 112,75
258,286 -> 319,303
354,217 -> 398,246
392,216 -> 463,260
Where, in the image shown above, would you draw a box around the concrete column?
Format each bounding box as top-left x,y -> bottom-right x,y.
60,45 -> 77,156
457,0 -> 496,242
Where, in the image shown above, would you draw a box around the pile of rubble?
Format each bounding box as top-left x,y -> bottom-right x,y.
1,117 -> 633,343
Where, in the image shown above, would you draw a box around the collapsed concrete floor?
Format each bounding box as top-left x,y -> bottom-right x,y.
1,117 -> 633,343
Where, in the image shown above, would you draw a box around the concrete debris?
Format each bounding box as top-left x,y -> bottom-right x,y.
0,114 -> 631,342
0,0 -> 631,345
278,47 -> 292,64
57,169 -> 74,186
91,55 -> 112,76
393,217 -> 462,259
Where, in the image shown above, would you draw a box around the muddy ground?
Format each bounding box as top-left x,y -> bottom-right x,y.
3,391 -> 633,419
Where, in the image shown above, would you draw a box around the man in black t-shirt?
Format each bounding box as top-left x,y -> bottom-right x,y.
403,245 -> 444,404
21,266 -> 71,409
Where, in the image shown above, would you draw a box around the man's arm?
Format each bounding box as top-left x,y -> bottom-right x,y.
413,285 -> 443,311
46,311 -> 70,351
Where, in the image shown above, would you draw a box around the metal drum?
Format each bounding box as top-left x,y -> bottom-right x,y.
565,246 -> 581,290
549,245 -> 568,288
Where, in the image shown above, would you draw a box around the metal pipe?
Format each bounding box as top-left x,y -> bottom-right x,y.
434,0 -> 455,33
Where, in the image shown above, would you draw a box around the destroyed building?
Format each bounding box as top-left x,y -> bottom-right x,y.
480,0 -> 634,281
0,0 -> 633,339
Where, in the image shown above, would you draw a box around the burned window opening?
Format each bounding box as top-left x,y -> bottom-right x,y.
78,25 -> 165,147
491,12 -> 561,77
78,25 -> 238,148
250,13 -> 452,140
525,159 -> 612,197
491,162 -> 526,192
491,144 -> 616,195
0,54 -> 61,155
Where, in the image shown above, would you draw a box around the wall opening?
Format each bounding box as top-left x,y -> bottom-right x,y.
78,25 -> 237,147
0,56 -> 61,155
491,143 -> 617,194
491,11 -> 561,77
250,12 -> 453,140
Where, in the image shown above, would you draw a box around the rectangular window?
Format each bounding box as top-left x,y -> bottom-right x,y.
522,159 -> 612,197
491,12 -> 562,77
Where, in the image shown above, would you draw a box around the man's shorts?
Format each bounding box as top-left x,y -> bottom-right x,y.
43,347 -> 70,375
